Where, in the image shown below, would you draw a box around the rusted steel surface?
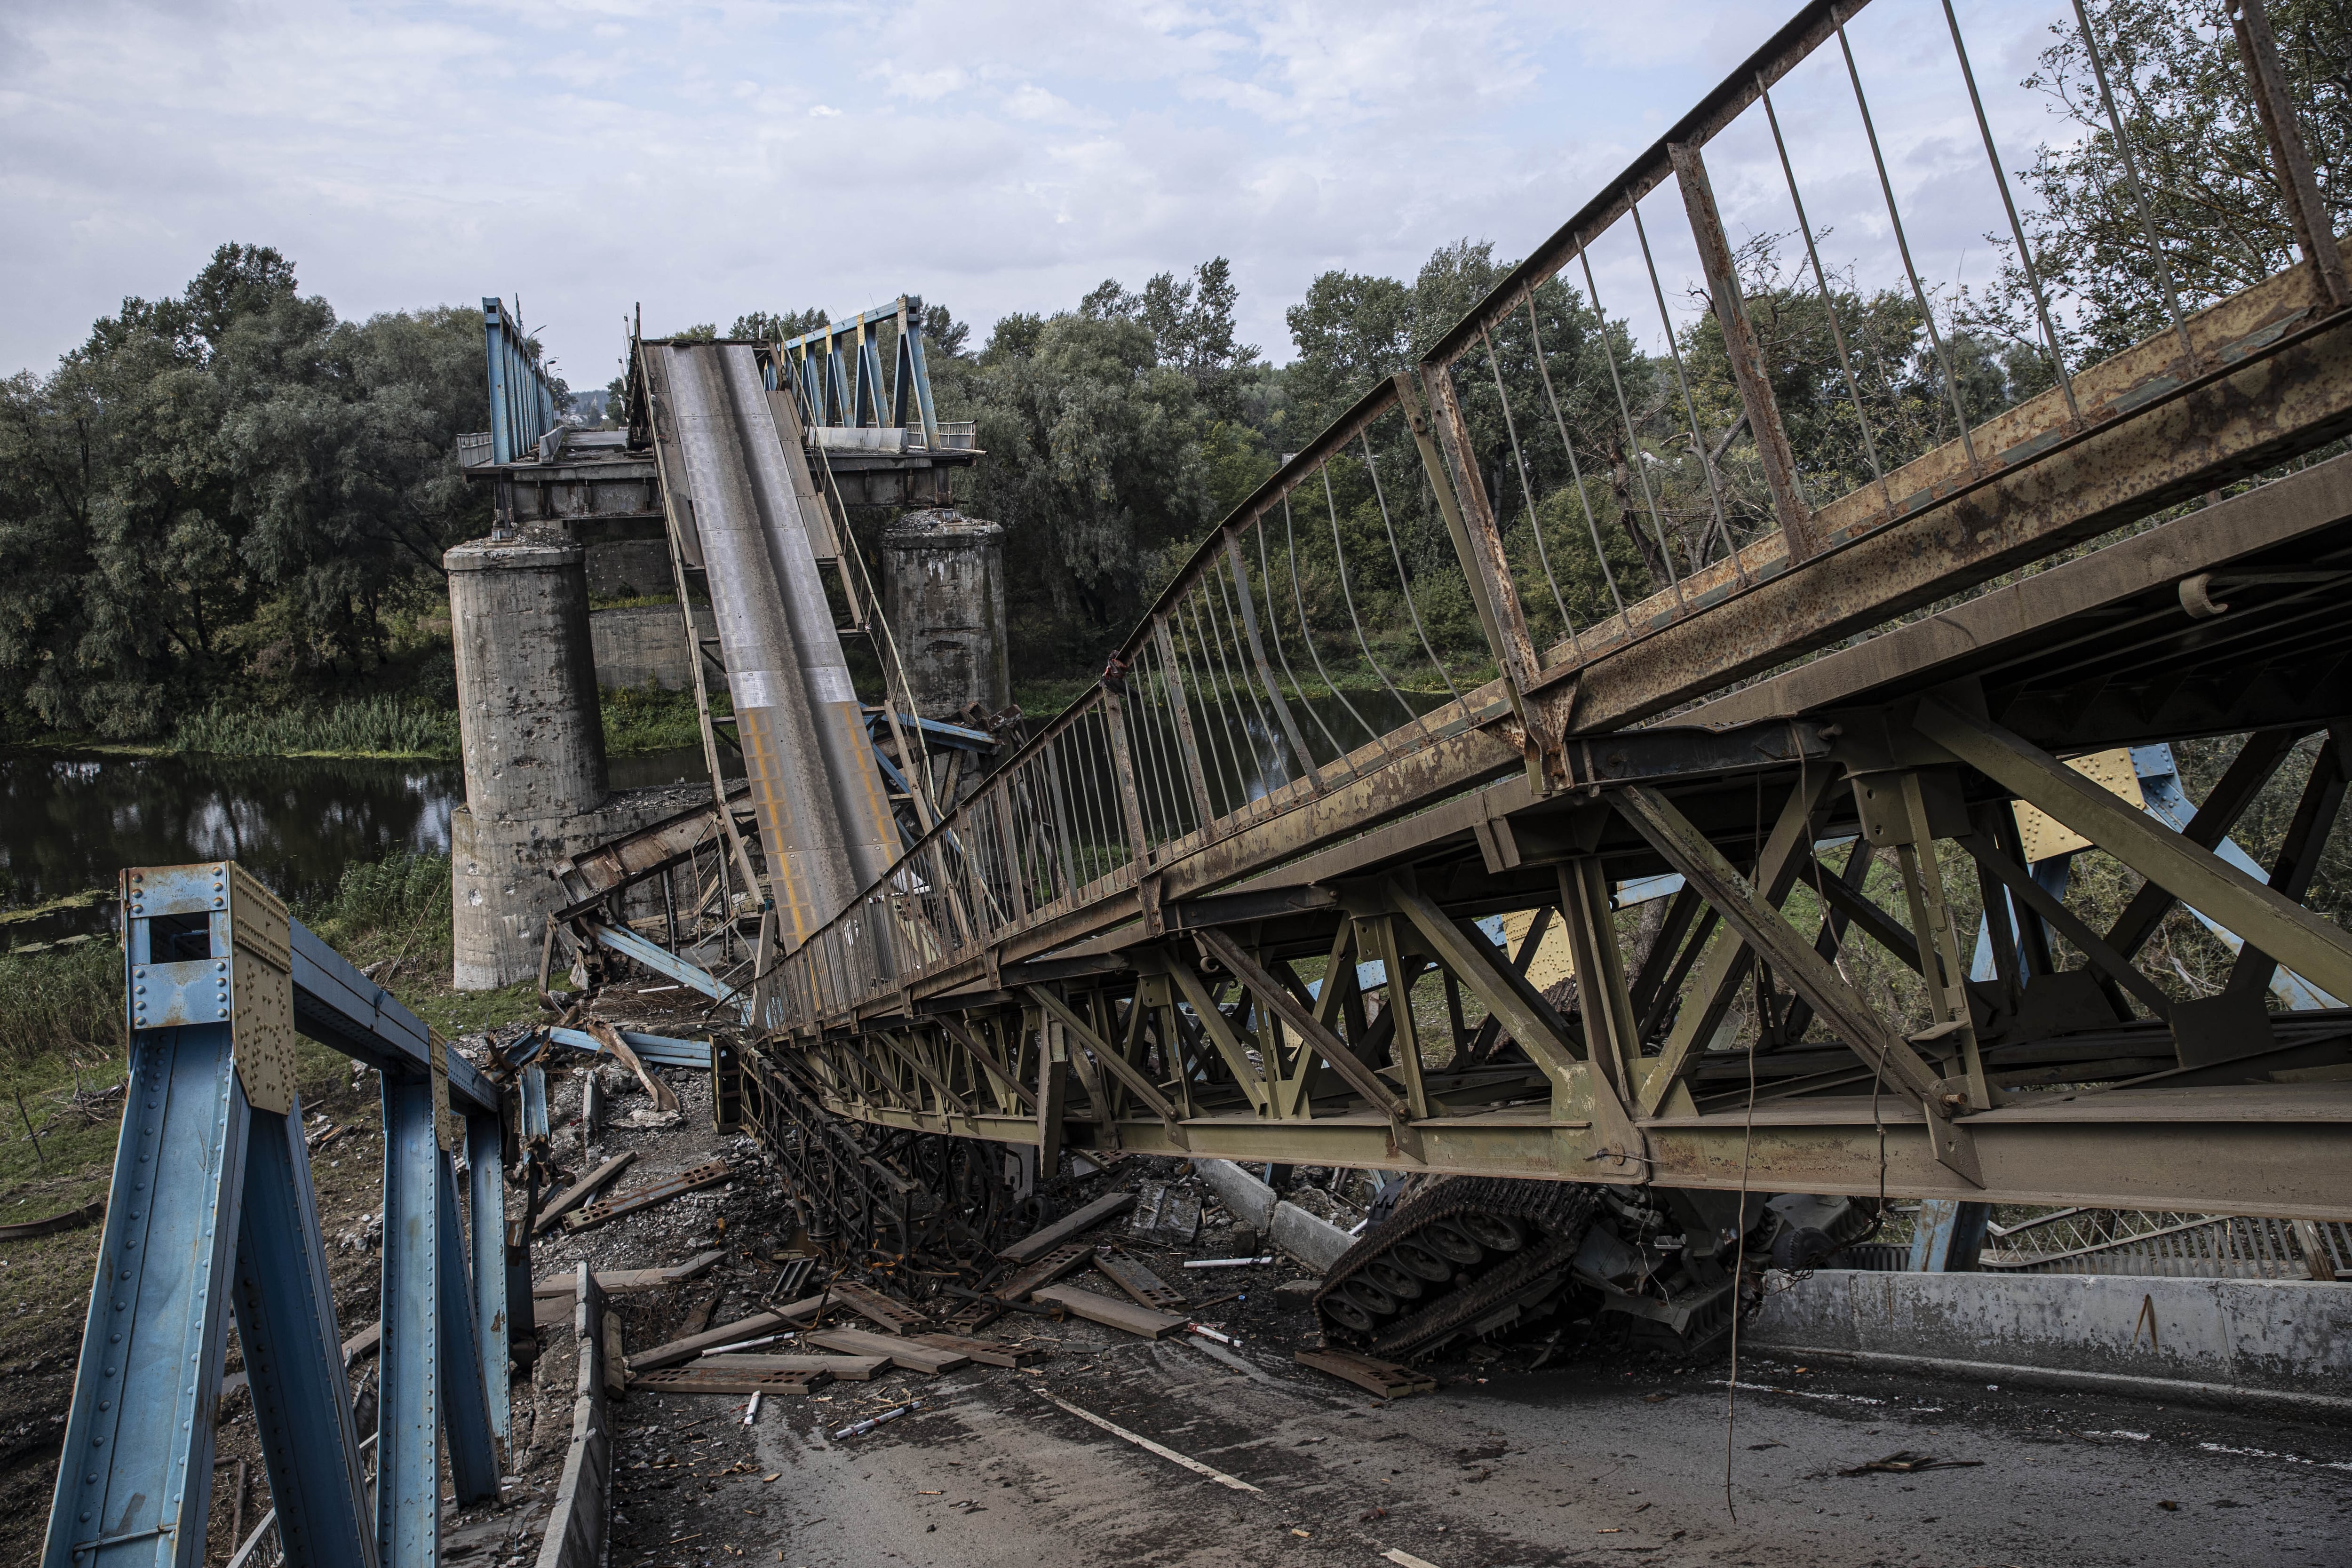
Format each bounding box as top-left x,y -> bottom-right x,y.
562,1160 -> 731,1234
667,0 -> 2352,1233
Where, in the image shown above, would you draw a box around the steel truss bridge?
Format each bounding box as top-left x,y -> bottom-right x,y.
38,3 -> 2352,1564
696,0 -> 2352,1224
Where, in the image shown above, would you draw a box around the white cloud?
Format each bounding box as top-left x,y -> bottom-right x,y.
0,0 -> 2085,383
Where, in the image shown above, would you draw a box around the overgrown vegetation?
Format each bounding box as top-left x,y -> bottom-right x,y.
600,683 -> 727,756
172,693 -> 461,758
0,244 -> 505,741
0,939 -> 119,1070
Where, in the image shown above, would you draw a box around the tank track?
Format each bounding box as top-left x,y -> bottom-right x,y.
1314,1176 -> 1601,1361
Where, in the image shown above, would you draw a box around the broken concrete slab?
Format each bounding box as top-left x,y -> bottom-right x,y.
1193,1159 -> 1277,1232
1269,1199 -> 1353,1273
1747,1269 -> 2352,1418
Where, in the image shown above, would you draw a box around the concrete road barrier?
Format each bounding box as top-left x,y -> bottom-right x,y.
1747,1269 -> 2352,1420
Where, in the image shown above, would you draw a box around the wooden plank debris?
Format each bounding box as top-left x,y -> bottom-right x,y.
561,1160 -> 730,1234
1294,1347 -> 1436,1399
628,1308 -> 796,1373
1030,1284 -> 1187,1340
1093,1246 -> 1188,1313
630,1365 -> 832,1397
588,1017 -> 680,1112
702,1353 -> 887,1382
534,1152 -> 636,1234
680,1281 -> 726,1338
806,1326 -> 970,1375
1000,1192 -> 1136,1264
531,1250 -> 724,1298
990,1244 -> 1096,1304
911,1333 -> 1049,1368
829,1280 -> 931,1336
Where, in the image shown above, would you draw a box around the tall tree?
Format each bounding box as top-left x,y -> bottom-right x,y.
2007,0 -> 2349,360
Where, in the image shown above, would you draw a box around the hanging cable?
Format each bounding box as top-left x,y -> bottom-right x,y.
1942,0 -> 2081,422
1761,78 -> 1896,521
1840,20 -> 1981,470
1361,433 -> 1462,701
1321,463 -> 1417,726
1580,247 -> 1688,608
1476,319 -> 1581,644
2070,0 -> 2200,371
1284,494 -> 1381,750
1525,293 -> 1630,630
1629,198 -> 1751,584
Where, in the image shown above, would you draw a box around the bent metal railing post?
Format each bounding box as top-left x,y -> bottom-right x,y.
44,862 -> 513,1568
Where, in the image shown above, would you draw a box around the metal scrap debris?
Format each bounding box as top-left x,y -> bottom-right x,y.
1838,1451 -> 1984,1477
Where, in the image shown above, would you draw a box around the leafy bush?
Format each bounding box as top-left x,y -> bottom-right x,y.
301,852 -> 453,948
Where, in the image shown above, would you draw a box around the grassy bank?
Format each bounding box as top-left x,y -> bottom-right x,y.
172,694 -> 461,758
601,683 -> 728,755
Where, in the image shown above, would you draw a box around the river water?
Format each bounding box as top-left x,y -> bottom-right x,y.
0,745 -> 707,947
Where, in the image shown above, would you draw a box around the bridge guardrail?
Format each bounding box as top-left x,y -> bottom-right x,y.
763,0 -> 2352,1038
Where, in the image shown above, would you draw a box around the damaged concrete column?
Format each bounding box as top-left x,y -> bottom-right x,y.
879,508 -> 1009,719
446,534 -> 608,990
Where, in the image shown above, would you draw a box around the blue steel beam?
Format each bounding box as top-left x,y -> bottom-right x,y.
234,1092 -> 376,1568
1909,1198 -> 1991,1271
45,1016 -> 250,1568
434,1152 -> 500,1503
520,1067 -> 549,1141
1968,742 -> 2342,1009
582,918 -> 736,1002
291,921 -> 500,1114
46,862 -> 514,1568
481,297 -> 561,466
377,1077 -> 442,1568
534,1027 -> 712,1071
464,1114 -> 511,1446
773,296 -> 940,439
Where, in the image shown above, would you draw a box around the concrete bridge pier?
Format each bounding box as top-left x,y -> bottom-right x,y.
881,508 -> 1009,719
447,535 -> 606,989
446,534 -> 698,990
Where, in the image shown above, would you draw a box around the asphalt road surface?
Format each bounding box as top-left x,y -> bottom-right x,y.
605,1316 -> 2349,1567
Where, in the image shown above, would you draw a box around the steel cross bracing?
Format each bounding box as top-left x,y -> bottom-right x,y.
623,0 -> 2352,1225
44,863 -> 519,1568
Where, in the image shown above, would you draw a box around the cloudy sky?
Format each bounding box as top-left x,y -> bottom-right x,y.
0,0 -> 2085,390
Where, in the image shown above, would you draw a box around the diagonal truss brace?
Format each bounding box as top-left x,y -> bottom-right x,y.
1915,696 -> 2352,1007
1612,785 -> 1982,1185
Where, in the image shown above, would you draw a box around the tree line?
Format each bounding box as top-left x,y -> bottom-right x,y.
0,0 -> 2337,738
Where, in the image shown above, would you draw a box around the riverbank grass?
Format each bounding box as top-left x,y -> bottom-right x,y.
173,695 -> 461,758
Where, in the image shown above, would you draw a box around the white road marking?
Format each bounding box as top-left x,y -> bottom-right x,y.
1037,1393 -> 1263,1492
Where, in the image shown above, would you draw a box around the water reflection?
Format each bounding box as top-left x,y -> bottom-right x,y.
1,745 -> 707,944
